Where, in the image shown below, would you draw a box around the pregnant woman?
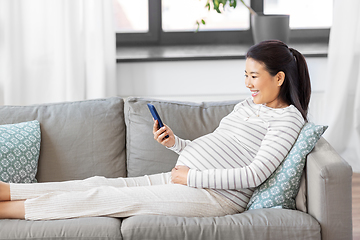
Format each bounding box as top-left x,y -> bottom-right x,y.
0,40 -> 310,220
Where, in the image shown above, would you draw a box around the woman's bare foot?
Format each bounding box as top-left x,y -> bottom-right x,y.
0,201 -> 25,219
0,181 -> 11,201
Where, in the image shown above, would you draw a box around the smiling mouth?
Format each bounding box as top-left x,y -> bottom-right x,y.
251,90 -> 259,97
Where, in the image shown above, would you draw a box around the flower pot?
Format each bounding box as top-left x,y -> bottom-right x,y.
251,14 -> 290,44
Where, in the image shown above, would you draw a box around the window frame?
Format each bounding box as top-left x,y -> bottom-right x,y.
116,0 -> 161,44
115,0 -> 330,47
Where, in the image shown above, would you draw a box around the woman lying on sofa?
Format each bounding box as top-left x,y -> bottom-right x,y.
0,40 -> 311,220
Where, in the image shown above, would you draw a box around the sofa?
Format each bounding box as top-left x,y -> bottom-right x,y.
0,97 -> 353,240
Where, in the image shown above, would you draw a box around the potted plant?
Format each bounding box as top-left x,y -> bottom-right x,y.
197,0 -> 290,44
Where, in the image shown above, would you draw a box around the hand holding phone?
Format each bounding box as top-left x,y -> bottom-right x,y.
147,103 -> 169,138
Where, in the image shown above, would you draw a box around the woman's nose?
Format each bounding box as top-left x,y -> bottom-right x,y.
245,78 -> 252,88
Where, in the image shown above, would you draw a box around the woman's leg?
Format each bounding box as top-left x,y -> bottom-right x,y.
23,184 -> 239,221
0,181 -> 10,201
1,182 -> 26,219
9,172 -> 172,201
0,201 -> 25,219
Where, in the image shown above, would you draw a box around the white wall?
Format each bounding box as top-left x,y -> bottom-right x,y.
117,57 -> 327,122
117,59 -> 247,101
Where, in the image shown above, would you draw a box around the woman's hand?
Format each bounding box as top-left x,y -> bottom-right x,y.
153,120 -> 175,148
171,165 -> 190,185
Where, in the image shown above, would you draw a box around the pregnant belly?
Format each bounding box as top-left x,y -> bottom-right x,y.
175,132 -> 254,170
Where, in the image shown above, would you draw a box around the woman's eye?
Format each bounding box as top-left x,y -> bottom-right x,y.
252,76 -> 257,79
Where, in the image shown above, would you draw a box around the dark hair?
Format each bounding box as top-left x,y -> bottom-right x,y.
246,40 -> 311,121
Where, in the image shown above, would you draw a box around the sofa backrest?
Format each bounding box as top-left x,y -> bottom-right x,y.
124,97 -> 241,177
0,98 -> 127,182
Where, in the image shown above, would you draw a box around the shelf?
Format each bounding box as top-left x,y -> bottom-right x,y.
116,42 -> 328,63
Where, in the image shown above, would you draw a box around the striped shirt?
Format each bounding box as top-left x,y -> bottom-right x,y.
168,98 -> 305,211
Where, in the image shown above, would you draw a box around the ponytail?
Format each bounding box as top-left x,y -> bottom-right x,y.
288,48 -> 311,121
246,40 -> 311,121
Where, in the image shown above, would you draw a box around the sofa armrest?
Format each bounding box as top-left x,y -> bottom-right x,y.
306,137 -> 353,240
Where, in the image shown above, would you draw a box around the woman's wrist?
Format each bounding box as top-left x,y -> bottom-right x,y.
166,135 -> 179,151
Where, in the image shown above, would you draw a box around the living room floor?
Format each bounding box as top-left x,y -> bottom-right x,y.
353,172 -> 360,240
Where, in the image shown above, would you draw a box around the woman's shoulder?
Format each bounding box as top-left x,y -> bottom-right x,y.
266,105 -> 305,130
277,105 -> 304,121
232,98 -> 305,126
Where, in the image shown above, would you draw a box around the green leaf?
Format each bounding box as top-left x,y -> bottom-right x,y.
195,19 -> 206,33
195,21 -> 200,33
205,2 -> 210,10
213,0 -> 221,13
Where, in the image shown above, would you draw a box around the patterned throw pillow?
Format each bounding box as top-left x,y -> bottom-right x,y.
246,122 -> 327,210
0,121 -> 41,183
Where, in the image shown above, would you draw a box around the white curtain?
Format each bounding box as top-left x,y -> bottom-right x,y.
0,0 -> 116,105
323,0 -> 360,172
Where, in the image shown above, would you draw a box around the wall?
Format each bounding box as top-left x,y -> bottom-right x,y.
117,57 -> 327,122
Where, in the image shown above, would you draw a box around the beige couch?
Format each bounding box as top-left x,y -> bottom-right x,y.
0,97 -> 353,240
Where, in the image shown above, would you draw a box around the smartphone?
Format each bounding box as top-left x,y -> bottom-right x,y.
147,103 -> 169,138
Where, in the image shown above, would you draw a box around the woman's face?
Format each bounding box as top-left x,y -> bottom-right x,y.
244,58 -> 286,108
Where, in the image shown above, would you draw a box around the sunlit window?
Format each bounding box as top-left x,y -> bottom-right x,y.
162,0 -> 250,32
113,0 -> 149,33
114,0 -> 333,45
264,0 -> 333,29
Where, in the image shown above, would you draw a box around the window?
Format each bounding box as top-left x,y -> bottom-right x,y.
264,0 -> 333,29
114,0 -> 332,46
113,0 -> 149,33
162,0 -> 250,32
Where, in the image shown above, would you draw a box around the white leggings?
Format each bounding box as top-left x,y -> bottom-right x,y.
10,173 -> 240,220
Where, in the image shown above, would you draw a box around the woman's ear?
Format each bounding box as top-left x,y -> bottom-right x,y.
277,71 -> 285,86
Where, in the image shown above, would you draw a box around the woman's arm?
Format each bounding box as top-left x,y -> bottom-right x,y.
166,135 -> 192,154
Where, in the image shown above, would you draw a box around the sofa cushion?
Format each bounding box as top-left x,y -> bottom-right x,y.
0,120 -> 41,183
124,97 -> 240,177
0,217 -> 122,240
121,209 -> 320,240
247,123 -> 327,211
0,98 -> 126,182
